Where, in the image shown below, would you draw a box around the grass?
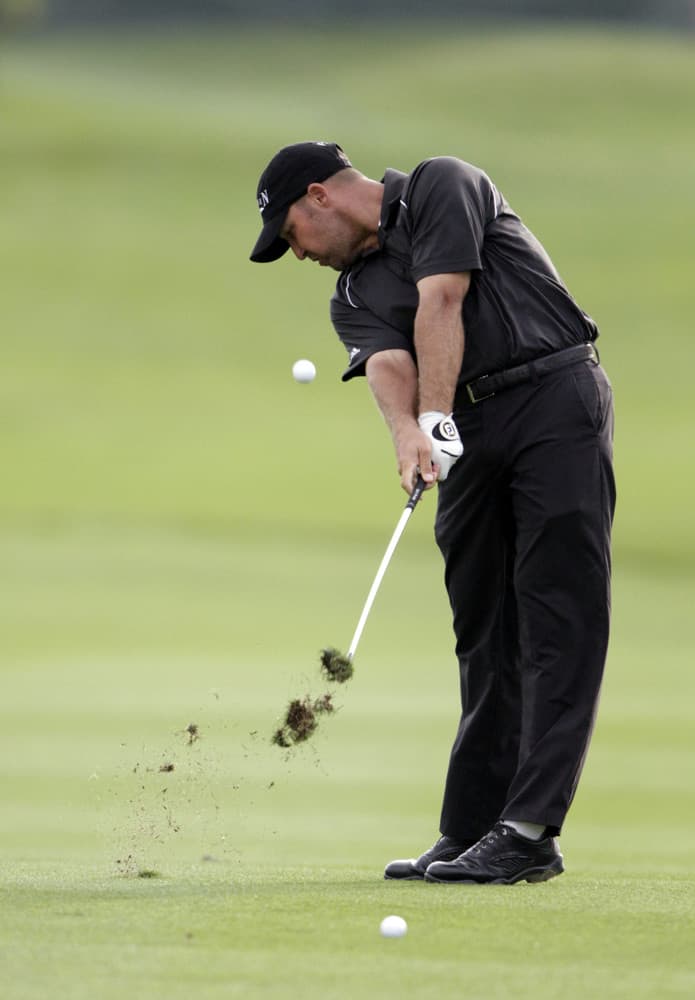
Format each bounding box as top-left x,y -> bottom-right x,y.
1,530 -> 694,997
3,865 -> 693,1000
1,20 -> 694,999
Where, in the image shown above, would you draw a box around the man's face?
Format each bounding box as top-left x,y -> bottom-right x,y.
280,193 -> 364,272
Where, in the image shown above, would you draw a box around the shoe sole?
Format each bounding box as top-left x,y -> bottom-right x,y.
384,873 -> 424,881
425,859 -> 564,885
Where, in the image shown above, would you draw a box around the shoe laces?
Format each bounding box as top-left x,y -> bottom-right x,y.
472,822 -> 509,854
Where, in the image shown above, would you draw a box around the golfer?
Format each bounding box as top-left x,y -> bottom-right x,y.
250,141 -> 616,884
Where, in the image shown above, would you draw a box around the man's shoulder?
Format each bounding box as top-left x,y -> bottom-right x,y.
406,156 -> 491,198
410,155 -> 485,180
382,158 -> 488,211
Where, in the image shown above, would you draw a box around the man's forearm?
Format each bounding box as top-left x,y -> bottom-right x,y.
366,349 -> 437,492
415,306 -> 464,414
414,272 -> 469,415
366,349 -> 419,446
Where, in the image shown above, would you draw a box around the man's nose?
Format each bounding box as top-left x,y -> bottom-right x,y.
289,240 -> 306,261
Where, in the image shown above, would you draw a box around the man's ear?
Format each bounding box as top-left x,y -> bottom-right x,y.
306,182 -> 329,206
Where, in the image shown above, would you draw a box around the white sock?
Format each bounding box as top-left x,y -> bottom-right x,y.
503,820 -> 546,841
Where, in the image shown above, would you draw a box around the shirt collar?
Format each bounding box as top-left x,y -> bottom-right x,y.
378,168 -> 409,243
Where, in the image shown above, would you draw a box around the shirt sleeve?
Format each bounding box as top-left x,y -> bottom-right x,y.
330,274 -> 415,382
406,157 -> 497,283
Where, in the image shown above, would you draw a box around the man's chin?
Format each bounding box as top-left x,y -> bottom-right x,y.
329,252 -> 362,272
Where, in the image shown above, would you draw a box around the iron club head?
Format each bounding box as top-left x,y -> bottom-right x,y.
320,647 -> 354,683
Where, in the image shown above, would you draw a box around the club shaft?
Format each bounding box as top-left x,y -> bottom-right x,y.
347,477 -> 425,660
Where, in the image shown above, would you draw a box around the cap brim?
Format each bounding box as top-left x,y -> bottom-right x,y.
250,213 -> 290,263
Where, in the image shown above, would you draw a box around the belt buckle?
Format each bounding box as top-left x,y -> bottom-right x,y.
466,375 -> 495,404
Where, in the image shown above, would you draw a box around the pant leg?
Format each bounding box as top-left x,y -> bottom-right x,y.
434,411 -> 523,842
500,362 -> 616,833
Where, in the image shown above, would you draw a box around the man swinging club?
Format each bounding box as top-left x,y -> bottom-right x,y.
250,141 -> 616,884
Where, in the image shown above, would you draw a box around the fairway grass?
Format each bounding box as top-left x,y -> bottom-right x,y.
2,862 -> 693,1000
1,531 -> 694,998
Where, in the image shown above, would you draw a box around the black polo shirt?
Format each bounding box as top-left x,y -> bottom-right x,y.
330,157 -> 598,404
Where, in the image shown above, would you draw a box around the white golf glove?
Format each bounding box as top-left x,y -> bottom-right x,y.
418,411 -> 463,482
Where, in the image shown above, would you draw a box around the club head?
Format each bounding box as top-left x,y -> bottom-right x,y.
320,647 -> 354,683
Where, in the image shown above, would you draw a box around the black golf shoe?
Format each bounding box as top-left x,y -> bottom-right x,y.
384,835 -> 475,881
424,822 -> 564,884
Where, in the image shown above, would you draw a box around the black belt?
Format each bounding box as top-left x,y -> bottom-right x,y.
465,342 -> 599,405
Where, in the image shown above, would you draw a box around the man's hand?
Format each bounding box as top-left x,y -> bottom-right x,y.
417,411 -> 463,481
392,422 -> 440,494
365,348 -> 463,494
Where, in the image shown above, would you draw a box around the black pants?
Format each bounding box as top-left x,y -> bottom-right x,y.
434,359 -> 616,839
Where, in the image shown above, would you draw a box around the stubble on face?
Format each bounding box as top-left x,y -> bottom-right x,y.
289,199 -> 369,272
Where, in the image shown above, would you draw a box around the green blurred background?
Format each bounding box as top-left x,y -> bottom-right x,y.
1,4 -> 694,997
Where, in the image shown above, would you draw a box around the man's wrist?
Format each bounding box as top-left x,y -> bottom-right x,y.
390,413 -> 420,440
418,410 -> 447,428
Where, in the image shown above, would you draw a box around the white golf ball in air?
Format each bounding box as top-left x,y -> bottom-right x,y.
380,914 -> 408,938
292,359 -> 316,383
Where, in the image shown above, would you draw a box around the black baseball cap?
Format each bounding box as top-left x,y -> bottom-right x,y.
250,141 -> 352,263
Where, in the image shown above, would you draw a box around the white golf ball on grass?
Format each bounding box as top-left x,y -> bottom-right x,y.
380,914 -> 408,938
292,359 -> 316,383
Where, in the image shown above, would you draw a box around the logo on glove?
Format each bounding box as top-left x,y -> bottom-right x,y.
433,419 -> 459,442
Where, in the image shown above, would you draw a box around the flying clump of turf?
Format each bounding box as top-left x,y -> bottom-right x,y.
272,691 -> 336,748
271,644 -> 356,748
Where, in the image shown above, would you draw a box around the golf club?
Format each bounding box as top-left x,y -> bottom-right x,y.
272,475 -> 427,747
321,474 -> 427,682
